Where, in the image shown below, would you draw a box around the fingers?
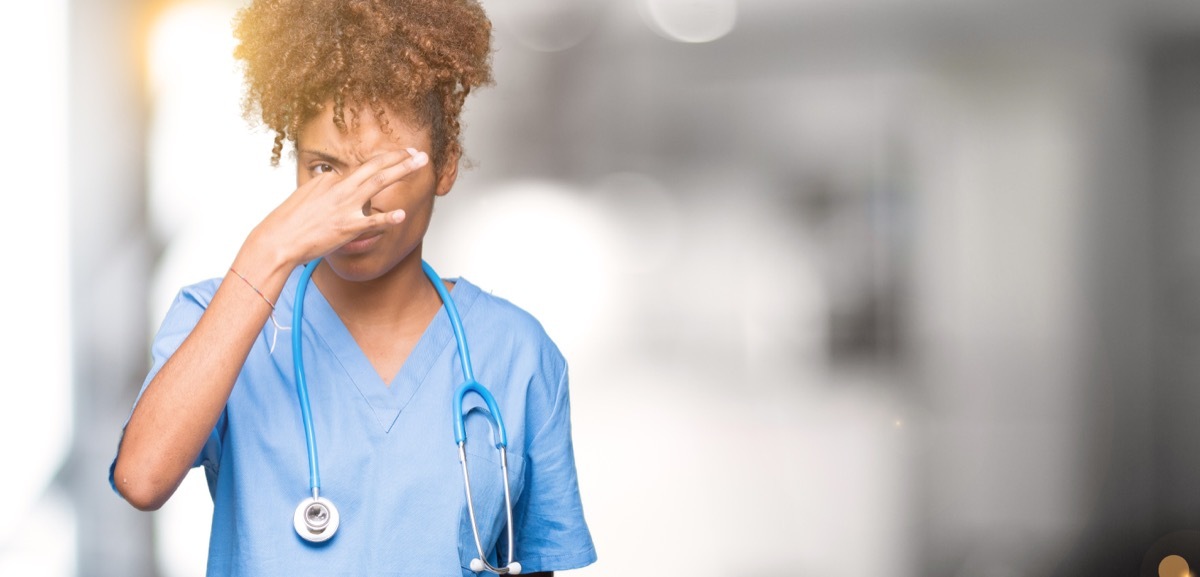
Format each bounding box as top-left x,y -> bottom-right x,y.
367,209 -> 407,229
339,148 -> 429,202
274,148 -> 425,260
338,209 -> 407,245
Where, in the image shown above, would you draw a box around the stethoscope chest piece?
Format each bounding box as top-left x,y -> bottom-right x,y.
294,496 -> 340,542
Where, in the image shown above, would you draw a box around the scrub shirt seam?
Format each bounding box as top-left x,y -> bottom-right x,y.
305,320 -> 357,395
519,543 -> 597,569
297,277 -> 397,430
298,275 -> 483,431
416,277 -> 481,388
527,362 -> 570,448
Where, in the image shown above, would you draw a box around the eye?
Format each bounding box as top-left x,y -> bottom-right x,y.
310,163 -> 335,175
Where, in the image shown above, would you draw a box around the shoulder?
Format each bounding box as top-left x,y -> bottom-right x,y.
145,276 -> 225,363
462,280 -> 552,337
172,276 -> 224,310
153,277 -> 222,328
456,278 -> 566,369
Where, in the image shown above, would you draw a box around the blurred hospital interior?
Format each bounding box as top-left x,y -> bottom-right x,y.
2,0 -> 1200,575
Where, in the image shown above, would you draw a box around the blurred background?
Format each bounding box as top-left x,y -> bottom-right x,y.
2,0 -> 1199,575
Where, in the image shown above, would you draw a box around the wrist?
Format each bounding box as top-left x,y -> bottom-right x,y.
232,227 -> 299,297
242,223 -> 303,266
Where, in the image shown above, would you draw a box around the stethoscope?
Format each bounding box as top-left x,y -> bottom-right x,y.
290,258 -> 522,575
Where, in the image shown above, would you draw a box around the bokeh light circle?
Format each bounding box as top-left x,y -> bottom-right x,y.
486,0 -> 602,52
640,0 -> 737,44
1160,555 -> 1190,577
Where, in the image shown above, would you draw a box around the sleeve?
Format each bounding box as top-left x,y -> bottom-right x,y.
107,283 -> 227,496
512,362 -> 597,572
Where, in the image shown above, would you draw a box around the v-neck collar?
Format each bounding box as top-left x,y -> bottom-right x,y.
279,266 -> 483,433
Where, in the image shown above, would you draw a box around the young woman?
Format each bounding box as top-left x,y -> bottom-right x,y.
109,1 -> 596,575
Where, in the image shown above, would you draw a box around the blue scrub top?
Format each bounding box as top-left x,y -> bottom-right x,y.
111,267 -> 597,576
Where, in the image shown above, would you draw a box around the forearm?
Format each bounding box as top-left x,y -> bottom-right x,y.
113,243 -> 294,510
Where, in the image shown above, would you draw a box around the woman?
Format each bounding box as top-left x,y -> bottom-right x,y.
109,1 -> 596,575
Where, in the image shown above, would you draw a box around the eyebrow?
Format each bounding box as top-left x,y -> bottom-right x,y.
296,149 -> 347,165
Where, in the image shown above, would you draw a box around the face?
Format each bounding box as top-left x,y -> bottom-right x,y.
295,103 -> 457,282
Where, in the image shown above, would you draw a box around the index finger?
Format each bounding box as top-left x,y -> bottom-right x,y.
341,148 -> 430,200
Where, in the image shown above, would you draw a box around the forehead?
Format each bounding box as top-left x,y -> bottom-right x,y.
297,104 -> 431,163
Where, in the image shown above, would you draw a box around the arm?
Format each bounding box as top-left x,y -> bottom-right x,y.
112,150 -> 427,510
112,255 -> 288,510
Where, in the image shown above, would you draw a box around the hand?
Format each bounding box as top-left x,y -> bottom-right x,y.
246,148 -> 428,268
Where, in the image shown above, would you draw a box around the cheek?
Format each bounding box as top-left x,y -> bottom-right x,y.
367,184 -> 416,214
390,175 -> 439,206
295,167 -> 315,187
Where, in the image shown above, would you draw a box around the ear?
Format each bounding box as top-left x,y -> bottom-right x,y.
435,151 -> 459,197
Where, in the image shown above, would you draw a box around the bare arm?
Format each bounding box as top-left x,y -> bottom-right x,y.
112,150 -> 427,510
112,253 -> 288,510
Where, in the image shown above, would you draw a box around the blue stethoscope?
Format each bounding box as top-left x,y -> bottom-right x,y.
290,258 -> 522,575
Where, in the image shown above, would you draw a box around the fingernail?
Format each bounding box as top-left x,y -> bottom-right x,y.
391,209 -> 406,223
406,147 -> 419,156
410,152 -> 428,167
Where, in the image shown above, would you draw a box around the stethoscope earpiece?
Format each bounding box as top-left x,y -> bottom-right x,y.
294,495 -> 340,543
470,558 -> 521,574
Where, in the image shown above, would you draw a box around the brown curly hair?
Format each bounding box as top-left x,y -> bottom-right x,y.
232,0 -> 493,169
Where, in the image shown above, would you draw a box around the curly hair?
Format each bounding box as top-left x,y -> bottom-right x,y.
232,0 -> 493,169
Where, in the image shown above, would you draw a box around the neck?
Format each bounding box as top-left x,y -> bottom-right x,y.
312,250 -> 440,332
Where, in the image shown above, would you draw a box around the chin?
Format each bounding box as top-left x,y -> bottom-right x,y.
324,250 -> 413,284
323,256 -> 386,283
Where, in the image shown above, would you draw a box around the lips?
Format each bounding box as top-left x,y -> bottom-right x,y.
337,232 -> 382,254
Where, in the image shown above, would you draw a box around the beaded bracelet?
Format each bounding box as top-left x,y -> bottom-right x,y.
230,267 -> 277,309
229,266 -> 289,353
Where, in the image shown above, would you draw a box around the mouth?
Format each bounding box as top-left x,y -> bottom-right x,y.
337,232 -> 383,255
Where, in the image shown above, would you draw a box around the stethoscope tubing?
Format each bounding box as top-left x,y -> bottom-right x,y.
423,262 -> 509,449
294,258 -> 324,495
423,260 -> 476,383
